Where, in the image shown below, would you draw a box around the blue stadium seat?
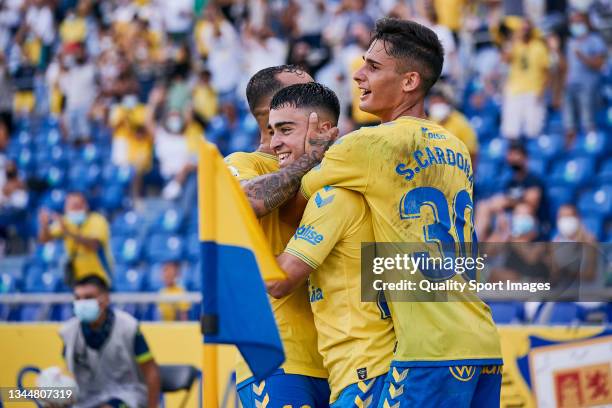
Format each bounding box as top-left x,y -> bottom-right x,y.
81,144 -> 102,164
48,145 -> 68,165
41,128 -> 62,147
0,272 -> 17,293
469,115 -> 497,141
16,147 -> 34,172
488,301 -> 523,324
480,138 -> 507,163
68,162 -> 101,190
549,158 -> 595,188
528,134 -> 564,160
20,305 -> 47,321
111,210 -> 143,237
40,189 -> 66,213
548,303 -> 584,324
16,130 -> 33,148
51,304 -> 73,321
146,263 -> 167,292
111,236 -> 142,265
578,185 -> 612,217
598,159 -> 612,184
24,266 -> 62,293
184,262 -> 201,291
545,111 -> 564,133
571,132 -> 610,159
103,164 -> 135,187
546,186 -> 575,218
100,183 -> 129,212
34,241 -> 65,266
114,264 -> 146,292
36,164 -> 67,188
475,160 -> 501,198
145,233 -> 185,264
186,233 -> 200,263
581,215 -> 604,239
527,157 -> 548,177
151,208 -> 185,234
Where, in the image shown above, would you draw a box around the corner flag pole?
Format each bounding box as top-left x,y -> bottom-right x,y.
199,142 -> 219,407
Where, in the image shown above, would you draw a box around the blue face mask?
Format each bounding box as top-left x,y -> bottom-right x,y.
73,299 -> 100,323
570,23 -> 588,37
512,214 -> 536,237
66,210 -> 87,226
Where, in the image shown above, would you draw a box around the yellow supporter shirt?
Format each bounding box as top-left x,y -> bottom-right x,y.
301,117 -> 502,365
59,17 -> 87,44
433,0 -> 465,32
193,84 -> 218,123
50,212 -> 113,284
285,187 -> 395,402
158,285 -> 190,321
224,151 -> 327,385
435,110 -> 479,156
110,106 -> 153,173
506,39 -> 550,95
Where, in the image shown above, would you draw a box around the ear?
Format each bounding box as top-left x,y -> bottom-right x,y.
319,120 -> 332,131
402,71 -> 421,93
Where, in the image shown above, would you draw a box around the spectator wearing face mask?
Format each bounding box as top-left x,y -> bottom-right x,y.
489,202 -> 551,283
476,141 -> 547,240
38,191 -> 113,285
428,85 -> 478,164
562,10 -> 607,146
60,276 -> 160,408
552,204 -> 599,284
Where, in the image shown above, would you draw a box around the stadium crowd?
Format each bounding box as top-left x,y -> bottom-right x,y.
0,0 -> 610,323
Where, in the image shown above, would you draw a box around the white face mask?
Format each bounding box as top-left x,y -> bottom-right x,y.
429,103 -> 451,122
570,23 -> 588,37
558,216 -> 579,238
166,116 -> 183,134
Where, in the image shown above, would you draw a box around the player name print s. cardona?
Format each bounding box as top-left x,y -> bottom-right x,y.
294,224 -> 324,245
395,145 -> 473,183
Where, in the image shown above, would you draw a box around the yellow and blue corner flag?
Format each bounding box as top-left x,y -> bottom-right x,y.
198,140 -> 286,381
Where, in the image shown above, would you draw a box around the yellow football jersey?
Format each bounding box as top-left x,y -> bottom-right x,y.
50,212 -> 113,284
285,187 -> 395,402
224,151 -> 327,384
301,116 -> 502,365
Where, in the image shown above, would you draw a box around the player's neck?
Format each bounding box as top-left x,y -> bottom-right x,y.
383,99 -> 426,123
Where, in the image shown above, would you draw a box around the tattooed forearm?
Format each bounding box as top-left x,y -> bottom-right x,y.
243,152 -> 321,218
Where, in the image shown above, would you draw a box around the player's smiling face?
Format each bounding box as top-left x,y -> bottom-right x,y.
269,106 -> 308,168
353,39 -> 420,122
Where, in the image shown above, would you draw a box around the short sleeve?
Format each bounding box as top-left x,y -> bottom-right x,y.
285,188 -> 364,268
225,152 -> 262,181
133,328 -> 153,364
301,130 -> 371,199
86,214 -> 110,245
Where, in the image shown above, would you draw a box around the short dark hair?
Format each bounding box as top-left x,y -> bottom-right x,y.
246,65 -> 308,113
270,82 -> 340,124
75,275 -> 109,293
508,140 -> 527,155
371,18 -> 444,94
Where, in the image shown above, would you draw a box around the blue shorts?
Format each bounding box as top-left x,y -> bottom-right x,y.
237,370 -> 330,408
376,363 -> 502,408
331,375 -> 386,408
